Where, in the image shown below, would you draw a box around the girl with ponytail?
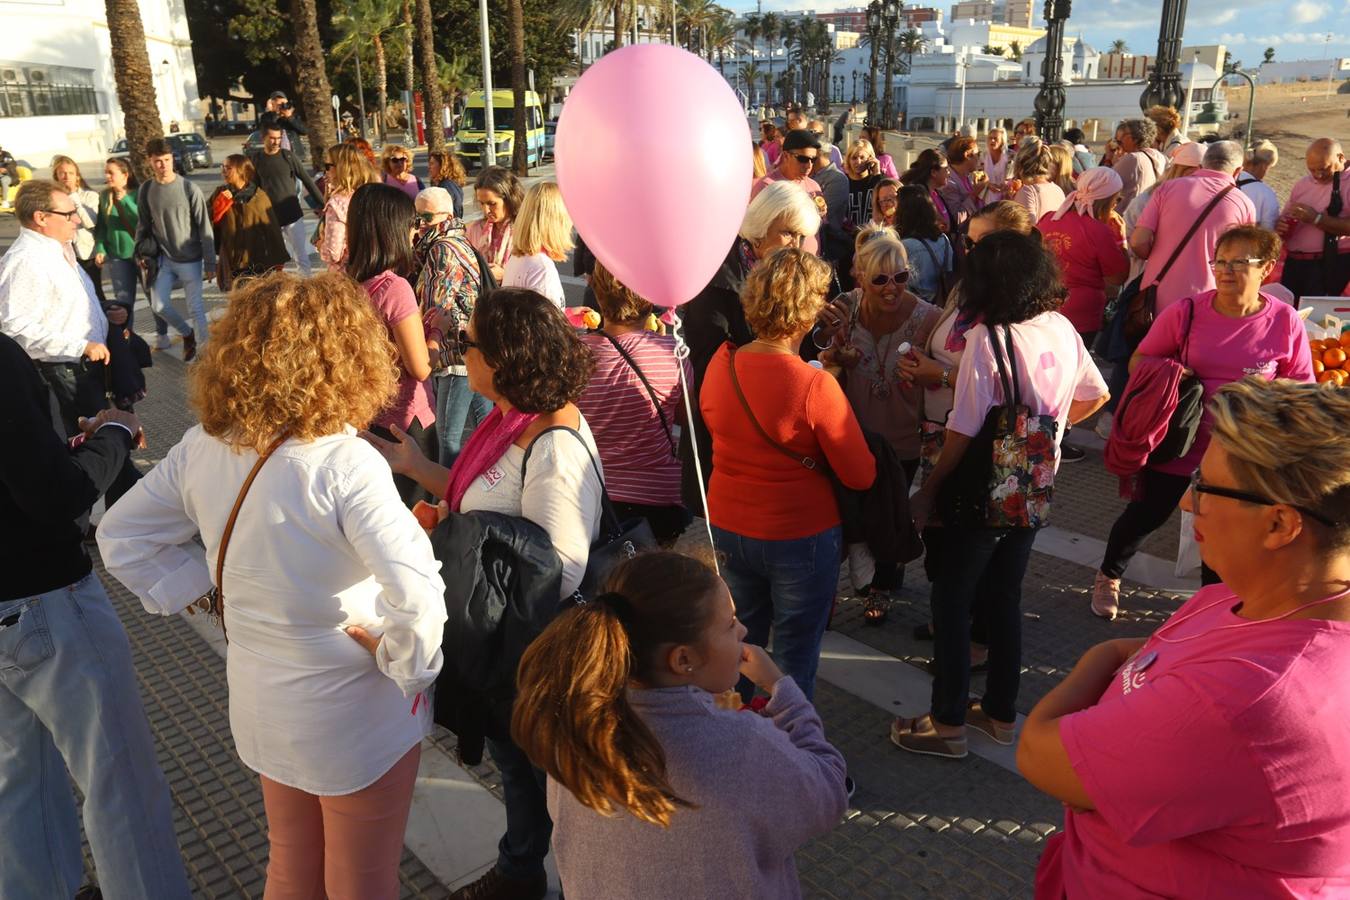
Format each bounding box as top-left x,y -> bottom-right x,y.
512,551 -> 847,899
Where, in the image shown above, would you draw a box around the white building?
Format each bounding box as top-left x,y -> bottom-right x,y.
0,0 -> 200,165
1021,34 -> 1101,83
1255,57 -> 1350,84
574,5 -> 668,70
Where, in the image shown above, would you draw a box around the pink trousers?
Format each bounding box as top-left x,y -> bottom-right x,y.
260,743 -> 421,900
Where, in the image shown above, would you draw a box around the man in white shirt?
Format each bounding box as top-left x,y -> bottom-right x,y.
1237,140 -> 1281,230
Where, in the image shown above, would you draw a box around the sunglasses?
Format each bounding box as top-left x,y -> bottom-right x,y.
390,157 -> 409,165
870,270 -> 911,287
1189,470 -> 1338,527
792,154 -> 818,165
456,329 -> 478,352
416,211 -> 442,222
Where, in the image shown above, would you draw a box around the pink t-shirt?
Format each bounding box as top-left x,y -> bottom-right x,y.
1136,170 -> 1257,312
362,270 -> 435,431
946,312 -> 1107,465
576,331 -> 691,507
1041,585 -> 1350,899
1014,181 -> 1066,222
383,173 -> 422,201
1038,210 -> 1130,334
1136,289 -> 1313,476
1281,173 -> 1350,255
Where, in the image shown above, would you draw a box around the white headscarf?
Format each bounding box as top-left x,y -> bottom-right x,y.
1051,166 -> 1123,221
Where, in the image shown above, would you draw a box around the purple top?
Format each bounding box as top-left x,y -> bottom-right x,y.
363,270 -> 435,430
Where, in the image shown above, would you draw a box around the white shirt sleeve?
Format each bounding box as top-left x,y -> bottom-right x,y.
96,437 -> 215,615
521,430 -> 604,598
334,455 -> 447,697
0,243 -> 95,361
504,253 -> 566,308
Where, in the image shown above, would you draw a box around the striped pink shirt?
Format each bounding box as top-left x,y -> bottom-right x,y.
577,331 -> 691,507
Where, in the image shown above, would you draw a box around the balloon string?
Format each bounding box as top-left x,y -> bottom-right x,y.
672,314 -> 718,574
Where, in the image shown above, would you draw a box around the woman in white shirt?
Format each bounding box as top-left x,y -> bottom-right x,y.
52,155 -> 104,302
502,181 -> 573,308
97,271 -> 447,900
365,286 -> 604,898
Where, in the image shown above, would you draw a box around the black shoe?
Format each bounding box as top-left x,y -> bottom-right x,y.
1060,443 -> 1086,463
182,331 -> 197,362
449,867 -> 547,900
845,775 -> 856,799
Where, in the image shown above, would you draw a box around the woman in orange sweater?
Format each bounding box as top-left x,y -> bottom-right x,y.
701,247 -> 876,700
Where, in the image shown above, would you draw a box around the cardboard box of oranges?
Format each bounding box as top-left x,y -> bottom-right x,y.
1310,331 -> 1350,387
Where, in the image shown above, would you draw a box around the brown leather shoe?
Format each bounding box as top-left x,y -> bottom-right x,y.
449,867 -> 547,900
182,331 -> 197,362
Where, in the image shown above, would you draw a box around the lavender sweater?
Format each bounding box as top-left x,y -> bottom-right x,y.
547,676 -> 848,899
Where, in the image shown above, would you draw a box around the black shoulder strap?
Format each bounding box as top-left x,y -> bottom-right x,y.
520,424 -> 620,537
1150,185 -> 1235,287
1329,170 -> 1343,218
590,330 -> 677,458
1182,296 -> 1196,368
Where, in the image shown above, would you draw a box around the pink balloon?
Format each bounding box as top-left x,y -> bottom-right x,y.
555,45 -> 751,308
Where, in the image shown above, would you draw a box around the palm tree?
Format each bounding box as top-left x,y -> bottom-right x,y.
742,14 -> 761,84
333,0 -> 406,141
289,0 -> 337,162
897,29 -> 926,73
509,0 -> 528,175
982,44 -> 1005,57
780,17 -> 799,100
760,12 -> 779,105
401,0 -> 415,97
416,0 -> 445,151
1009,40 -> 1023,61
739,62 -> 763,106
705,15 -> 744,79
104,0 -> 164,179
1263,47 -> 1276,63
1109,39 -> 1128,54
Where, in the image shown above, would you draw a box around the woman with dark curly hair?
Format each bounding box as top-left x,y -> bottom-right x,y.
893,231 -> 1109,759
364,286 -> 603,899
98,271 -> 447,900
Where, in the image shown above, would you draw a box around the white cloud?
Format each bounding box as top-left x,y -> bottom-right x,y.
1290,0 -> 1330,22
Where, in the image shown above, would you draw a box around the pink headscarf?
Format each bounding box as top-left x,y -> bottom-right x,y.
1051,166 -> 1123,221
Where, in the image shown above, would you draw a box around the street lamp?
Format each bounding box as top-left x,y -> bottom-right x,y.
1141,0 -> 1187,111
852,71 -> 858,104
1033,0 -> 1071,142
865,0 -> 882,124
958,51 -> 970,131
1180,50 -> 1200,134
880,0 -> 900,129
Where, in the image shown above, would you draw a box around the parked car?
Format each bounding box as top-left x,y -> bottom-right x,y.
110,138 -> 189,174
168,132 -> 212,170
544,119 -> 557,160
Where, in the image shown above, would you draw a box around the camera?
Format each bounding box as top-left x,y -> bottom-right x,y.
280,101 -> 293,111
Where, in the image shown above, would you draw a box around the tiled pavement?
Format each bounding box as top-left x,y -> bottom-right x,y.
41,233 -> 1190,897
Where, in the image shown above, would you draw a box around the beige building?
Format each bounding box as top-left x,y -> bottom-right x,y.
950,0 -> 1032,27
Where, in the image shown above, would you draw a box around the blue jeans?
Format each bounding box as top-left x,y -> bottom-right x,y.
152,255 -> 207,339
930,528 -> 1037,727
434,373 -> 491,466
107,257 -> 168,336
0,575 -> 191,899
485,736 -> 551,881
712,524 -> 843,701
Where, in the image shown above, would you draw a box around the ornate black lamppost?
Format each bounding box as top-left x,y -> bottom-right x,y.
1141,0 -> 1189,110
852,71 -> 859,103
1033,0 -> 1071,142
880,0 -> 901,129
865,0 -> 883,124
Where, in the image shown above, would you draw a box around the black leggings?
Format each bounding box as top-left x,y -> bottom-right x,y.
1102,467 -> 1218,584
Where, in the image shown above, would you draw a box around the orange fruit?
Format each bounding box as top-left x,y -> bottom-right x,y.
1313,358 -> 1326,375
1318,369 -> 1343,384
1310,339 -> 1326,353
1324,347 -> 1348,369
1341,331 -> 1350,349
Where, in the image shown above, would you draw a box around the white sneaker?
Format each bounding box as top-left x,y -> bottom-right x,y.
1092,571 -> 1121,620
1093,411 -> 1113,440
155,334 -> 173,351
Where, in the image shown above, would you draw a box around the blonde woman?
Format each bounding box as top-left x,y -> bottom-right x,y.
503,181 -> 574,308
380,143 -> 423,200
52,155 -> 103,300
426,150 -> 467,219
1010,140 -> 1066,222
1046,142 -> 1076,195
843,139 -> 882,231
319,143 -> 379,271
98,272 -> 447,900
751,141 -> 768,181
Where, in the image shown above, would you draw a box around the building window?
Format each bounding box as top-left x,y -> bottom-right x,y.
0,62 -> 97,118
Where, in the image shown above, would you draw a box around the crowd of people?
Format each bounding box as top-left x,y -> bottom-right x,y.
0,101 -> 1348,900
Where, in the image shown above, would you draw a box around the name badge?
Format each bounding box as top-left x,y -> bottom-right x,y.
481,465 -> 505,490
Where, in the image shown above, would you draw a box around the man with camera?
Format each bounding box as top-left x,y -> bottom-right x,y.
256,90 -> 307,152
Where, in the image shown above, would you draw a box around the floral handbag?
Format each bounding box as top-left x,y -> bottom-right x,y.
936,325 -> 1059,529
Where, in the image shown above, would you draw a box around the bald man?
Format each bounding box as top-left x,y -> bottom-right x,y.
1278,138 -> 1350,300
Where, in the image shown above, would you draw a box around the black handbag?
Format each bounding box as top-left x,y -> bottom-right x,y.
521,425 -> 657,602
1148,297 -> 1204,465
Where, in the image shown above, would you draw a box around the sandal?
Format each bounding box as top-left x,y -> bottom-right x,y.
863,589 -> 891,626
890,715 -> 968,759
965,700 -> 1015,746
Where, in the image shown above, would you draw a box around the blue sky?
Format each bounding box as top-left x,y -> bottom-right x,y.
722,0 -> 1350,65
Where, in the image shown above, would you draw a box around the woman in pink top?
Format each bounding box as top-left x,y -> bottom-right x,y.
379,144 -> 424,200
577,263 -> 693,546
319,144 -> 378,271
346,183 -> 436,506
464,166 -> 522,284
900,149 -> 955,235
861,125 -> 900,180
1037,167 -> 1130,342
1020,377 -> 1350,900
759,122 -> 783,168
1011,141 -> 1067,223
1092,226 -> 1314,618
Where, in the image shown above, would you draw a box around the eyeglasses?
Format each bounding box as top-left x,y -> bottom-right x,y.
1208,258 -> 1267,273
870,270 -> 911,287
41,208 -> 80,220
792,154 -> 818,165
416,211 -> 442,222
456,329 -> 478,353
1189,470 -> 1338,527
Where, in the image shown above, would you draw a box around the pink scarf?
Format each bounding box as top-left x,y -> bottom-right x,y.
444,407 -> 538,511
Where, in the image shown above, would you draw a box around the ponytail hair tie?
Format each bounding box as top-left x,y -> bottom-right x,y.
593,591 -> 633,621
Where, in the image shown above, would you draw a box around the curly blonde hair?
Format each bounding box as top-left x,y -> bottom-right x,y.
190,271 -> 399,449
1209,377 -> 1350,547
740,247 -> 832,340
